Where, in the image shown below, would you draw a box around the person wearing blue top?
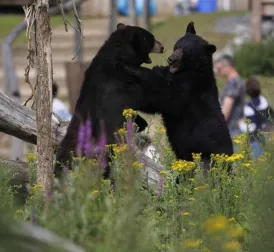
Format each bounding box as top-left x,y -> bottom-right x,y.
238,77 -> 274,159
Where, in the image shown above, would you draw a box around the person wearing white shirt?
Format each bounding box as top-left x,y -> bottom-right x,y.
52,82 -> 72,121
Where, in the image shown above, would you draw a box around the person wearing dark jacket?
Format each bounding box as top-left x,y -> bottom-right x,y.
238,77 -> 274,159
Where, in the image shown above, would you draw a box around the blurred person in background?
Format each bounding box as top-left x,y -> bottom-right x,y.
52,81 -> 72,121
238,77 -> 274,159
174,0 -> 197,16
215,55 -> 245,142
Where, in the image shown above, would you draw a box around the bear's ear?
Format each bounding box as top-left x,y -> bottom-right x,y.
185,21 -> 196,35
206,44 -> 217,54
117,23 -> 126,30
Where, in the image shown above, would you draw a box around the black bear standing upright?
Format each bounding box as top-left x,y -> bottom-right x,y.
127,22 -> 234,170
54,23 -> 164,178
154,22 -> 233,169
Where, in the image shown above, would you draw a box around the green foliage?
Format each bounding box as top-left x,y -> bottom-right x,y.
234,40 -> 274,78
2,121 -> 274,251
0,164 -> 19,216
246,142 -> 274,252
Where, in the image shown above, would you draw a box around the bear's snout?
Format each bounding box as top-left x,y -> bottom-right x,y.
151,40 -> 164,54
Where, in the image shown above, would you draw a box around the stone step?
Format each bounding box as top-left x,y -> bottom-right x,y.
10,43 -> 101,58
0,52 -> 95,68
0,82 -> 70,101
51,28 -> 108,40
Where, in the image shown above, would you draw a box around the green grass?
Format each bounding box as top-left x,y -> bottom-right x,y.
149,11 -> 247,67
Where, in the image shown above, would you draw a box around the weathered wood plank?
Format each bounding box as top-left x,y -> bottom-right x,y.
0,92 -> 69,147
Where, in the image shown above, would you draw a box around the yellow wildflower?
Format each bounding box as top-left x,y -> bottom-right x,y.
117,128 -> 127,135
202,215 -> 229,234
227,226 -> 245,238
155,125 -> 166,133
225,153 -> 244,162
210,168 -> 218,172
183,239 -> 202,247
233,139 -> 241,145
192,153 -> 202,160
234,195 -> 240,199
243,162 -> 251,168
223,241 -> 241,251
156,211 -> 161,215
172,160 -> 196,172
102,179 -> 111,185
160,170 -> 168,175
228,217 -> 236,222
268,176 -> 274,180
194,185 -> 207,191
32,184 -> 42,193
87,159 -> 98,165
73,156 -> 86,162
26,153 -> 37,162
163,146 -> 172,154
189,178 -> 195,182
113,144 -> 128,153
257,155 -> 266,163
163,185 -> 169,189
122,108 -> 137,119
188,197 -> 196,201
91,190 -> 100,196
233,134 -> 246,143
181,212 -> 191,216
16,209 -> 24,215
133,161 -> 144,169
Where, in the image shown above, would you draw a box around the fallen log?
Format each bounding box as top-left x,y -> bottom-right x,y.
0,92 -> 162,186
0,217 -> 85,252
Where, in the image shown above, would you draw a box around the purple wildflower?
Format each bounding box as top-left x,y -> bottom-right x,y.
76,123 -> 86,157
62,167 -> 69,175
46,181 -> 54,200
84,119 -> 93,158
97,131 -> 107,154
157,178 -> 164,197
126,119 -> 134,145
99,154 -> 108,168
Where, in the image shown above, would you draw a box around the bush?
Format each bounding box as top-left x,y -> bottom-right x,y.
234,40 -> 274,78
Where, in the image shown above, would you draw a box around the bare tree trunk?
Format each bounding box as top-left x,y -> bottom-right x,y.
251,0 -> 262,43
129,0 -> 137,26
143,0 -> 151,30
35,0 -> 53,193
109,0 -> 118,35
